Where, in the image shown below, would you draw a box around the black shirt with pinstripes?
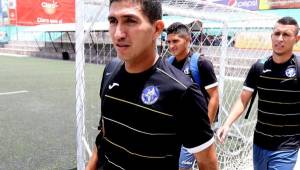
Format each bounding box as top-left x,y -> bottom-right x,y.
97,57 -> 214,169
170,52 -> 218,102
244,55 -> 300,150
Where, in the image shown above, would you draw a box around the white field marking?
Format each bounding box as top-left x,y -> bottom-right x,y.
0,90 -> 29,96
0,53 -> 29,58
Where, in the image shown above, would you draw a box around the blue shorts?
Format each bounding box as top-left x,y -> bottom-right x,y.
179,146 -> 195,169
253,144 -> 299,170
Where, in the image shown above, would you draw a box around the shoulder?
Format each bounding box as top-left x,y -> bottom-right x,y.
246,57 -> 270,79
157,58 -> 194,88
252,57 -> 269,72
196,56 -> 214,71
198,57 -> 213,66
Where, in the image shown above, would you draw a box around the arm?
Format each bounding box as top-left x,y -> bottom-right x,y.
193,143 -> 219,170
216,89 -> 253,144
198,59 -> 218,123
206,86 -> 219,124
86,125 -> 105,170
86,146 -> 99,170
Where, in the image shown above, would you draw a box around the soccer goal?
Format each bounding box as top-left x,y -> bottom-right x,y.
76,0 -> 280,169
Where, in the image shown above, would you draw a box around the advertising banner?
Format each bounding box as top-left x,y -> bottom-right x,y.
8,0 -> 16,25
211,0 -> 227,5
259,0 -> 300,10
1,0 -> 9,25
0,0 -> 2,18
234,0 -> 259,10
235,31 -> 300,51
9,0 -> 75,26
214,0 -> 259,10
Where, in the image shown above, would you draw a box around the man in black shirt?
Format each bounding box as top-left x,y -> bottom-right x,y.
217,17 -> 300,170
86,0 -> 218,170
166,22 -> 219,170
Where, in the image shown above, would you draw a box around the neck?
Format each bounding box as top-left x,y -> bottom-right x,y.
175,49 -> 190,62
125,47 -> 159,73
272,52 -> 293,64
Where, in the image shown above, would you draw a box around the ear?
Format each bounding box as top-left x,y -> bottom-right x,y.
187,35 -> 192,43
153,20 -> 165,40
296,34 -> 300,43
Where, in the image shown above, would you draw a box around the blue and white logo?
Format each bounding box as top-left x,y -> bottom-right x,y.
285,67 -> 296,78
141,86 -> 160,105
183,67 -> 190,75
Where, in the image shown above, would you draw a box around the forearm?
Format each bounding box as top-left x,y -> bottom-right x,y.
86,146 -> 99,170
223,101 -> 244,126
207,96 -> 219,124
224,90 -> 252,127
206,86 -> 219,124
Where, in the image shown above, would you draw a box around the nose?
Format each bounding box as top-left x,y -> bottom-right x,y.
278,34 -> 284,41
114,24 -> 126,40
169,42 -> 175,49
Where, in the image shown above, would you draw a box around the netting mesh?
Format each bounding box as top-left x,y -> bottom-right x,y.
80,0 -> 280,169
160,1 -> 278,169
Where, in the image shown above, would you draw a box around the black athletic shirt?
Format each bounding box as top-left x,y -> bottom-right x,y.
244,55 -> 300,150
97,57 -> 214,169
171,52 -> 218,101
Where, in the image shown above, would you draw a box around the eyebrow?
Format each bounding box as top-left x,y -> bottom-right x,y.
108,14 -> 138,20
107,16 -> 115,21
273,30 -> 294,34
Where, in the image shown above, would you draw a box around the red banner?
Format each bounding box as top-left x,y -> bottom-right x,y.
269,0 -> 300,9
8,0 -> 17,25
9,0 -> 75,26
259,0 -> 300,9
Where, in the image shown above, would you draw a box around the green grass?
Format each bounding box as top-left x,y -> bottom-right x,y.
0,55 -> 104,170
0,55 -> 259,169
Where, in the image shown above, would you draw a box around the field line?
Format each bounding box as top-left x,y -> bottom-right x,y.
0,90 -> 29,96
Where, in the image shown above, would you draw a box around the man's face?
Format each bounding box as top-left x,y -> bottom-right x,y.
167,33 -> 190,57
271,23 -> 299,56
108,1 -> 157,62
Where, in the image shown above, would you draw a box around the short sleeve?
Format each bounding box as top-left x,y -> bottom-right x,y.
198,59 -> 218,90
177,84 -> 214,153
243,63 -> 259,92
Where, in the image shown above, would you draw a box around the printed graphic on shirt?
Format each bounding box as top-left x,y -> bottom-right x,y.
183,67 -> 190,75
285,67 -> 296,78
141,86 -> 160,105
108,82 -> 119,90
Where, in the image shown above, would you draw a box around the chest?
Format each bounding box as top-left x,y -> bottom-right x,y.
258,63 -> 299,90
102,71 -> 181,117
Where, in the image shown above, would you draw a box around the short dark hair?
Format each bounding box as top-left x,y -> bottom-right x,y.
166,22 -> 190,37
276,16 -> 299,35
109,0 -> 162,23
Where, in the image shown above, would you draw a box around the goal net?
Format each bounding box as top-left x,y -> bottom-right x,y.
77,0 -> 281,169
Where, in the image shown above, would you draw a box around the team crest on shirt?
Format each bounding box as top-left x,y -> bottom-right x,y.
141,86 -> 160,105
285,67 -> 296,78
183,67 -> 190,75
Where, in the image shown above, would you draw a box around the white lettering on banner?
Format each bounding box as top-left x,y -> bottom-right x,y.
37,17 -> 63,24
41,1 -> 58,9
37,17 -> 49,23
41,1 -> 59,15
237,1 -> 258,8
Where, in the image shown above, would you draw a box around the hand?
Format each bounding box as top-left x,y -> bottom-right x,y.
86,146 -> 99,170
216,125 -> 230,144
